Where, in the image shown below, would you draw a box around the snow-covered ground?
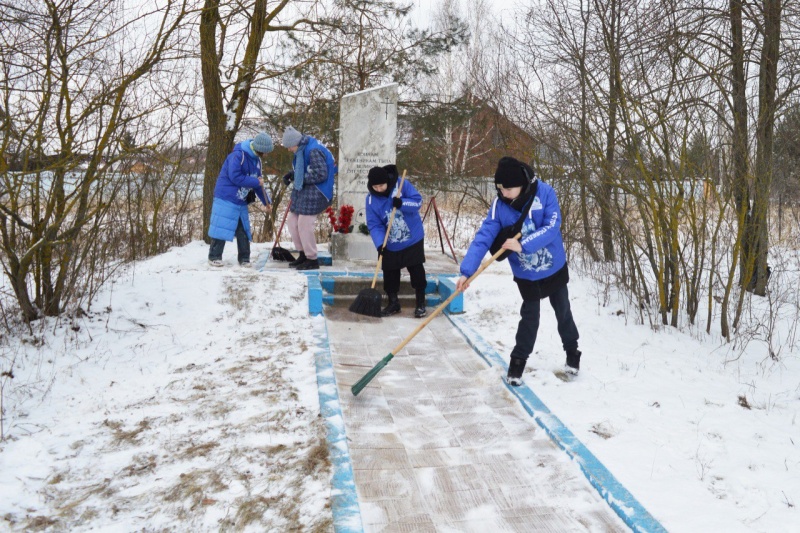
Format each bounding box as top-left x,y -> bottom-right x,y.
0,242 -> 332,531
0,240 -> 798,531
460,260 -> 800,532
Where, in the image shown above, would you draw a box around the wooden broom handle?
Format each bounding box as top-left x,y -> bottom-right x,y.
390,232 -> 522,355
370,170 -> 407,289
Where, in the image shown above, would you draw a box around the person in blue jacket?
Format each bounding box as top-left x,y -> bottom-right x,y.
208,132 -> 273,267
456,156 -> 581,385
280,126 -> 336,271
365,165 -> 427,318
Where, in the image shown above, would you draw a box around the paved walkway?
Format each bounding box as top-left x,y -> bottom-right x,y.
325,307 -> 627,532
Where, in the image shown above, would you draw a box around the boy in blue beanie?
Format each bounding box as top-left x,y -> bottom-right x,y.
456,156 -> 581,385
207,132 -> 273,267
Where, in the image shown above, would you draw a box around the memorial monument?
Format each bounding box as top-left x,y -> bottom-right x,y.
332,83 -> 399,260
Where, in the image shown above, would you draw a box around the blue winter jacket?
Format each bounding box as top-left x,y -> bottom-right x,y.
208,140 -> 270,241
365,180 -> 425,252
213,140 -> 270,205
289,136 -> 336,215
460,180 -> 567,282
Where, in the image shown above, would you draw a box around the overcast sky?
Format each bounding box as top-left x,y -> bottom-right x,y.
411,0 -> 523,27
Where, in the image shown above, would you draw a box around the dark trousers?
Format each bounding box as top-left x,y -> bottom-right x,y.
209,219 -> 250,263
510,284 -> 579,361
383,263 -> 426,294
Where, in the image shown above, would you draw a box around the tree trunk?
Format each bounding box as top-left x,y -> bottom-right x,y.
748,0 -> 782,297
199,0 -> 285,242
721,0 -> 749,338
595,0 -> 619,262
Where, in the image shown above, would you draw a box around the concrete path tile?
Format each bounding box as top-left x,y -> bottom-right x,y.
406,447 -> 469,468
350,448 -> 413,471
347,432 -> 406,449
359,491 -> 431,523
366,523 -> 438,533
412,464 -> 483,495
354,469 -> 417,501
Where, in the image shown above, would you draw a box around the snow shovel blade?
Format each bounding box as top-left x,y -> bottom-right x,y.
351,353 -> 394,396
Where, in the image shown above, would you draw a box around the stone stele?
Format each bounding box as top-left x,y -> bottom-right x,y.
337,83 -> 398,226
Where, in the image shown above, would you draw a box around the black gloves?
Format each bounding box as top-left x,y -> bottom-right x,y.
489,226 -> 517,262
377,245 -> 385,256
282,171 -> 294,186
392,196 -> 402,209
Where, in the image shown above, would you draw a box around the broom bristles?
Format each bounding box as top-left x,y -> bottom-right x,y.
272,247 -> 295,262
349,288 -> 383,317
351,353 -> 394,395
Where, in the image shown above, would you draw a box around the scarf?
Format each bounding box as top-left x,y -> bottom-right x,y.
292,138 -> 307,191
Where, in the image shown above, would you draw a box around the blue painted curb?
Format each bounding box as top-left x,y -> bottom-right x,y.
307,274 -> 324,316
436,275 -> 463,314
445,313 -> 667,533
311,316 -> 364,533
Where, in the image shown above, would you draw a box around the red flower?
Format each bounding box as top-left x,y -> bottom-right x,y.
326,205 -> 355,233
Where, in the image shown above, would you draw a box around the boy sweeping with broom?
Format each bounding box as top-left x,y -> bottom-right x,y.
456,157 -> 582,386
365,165 -> 428,318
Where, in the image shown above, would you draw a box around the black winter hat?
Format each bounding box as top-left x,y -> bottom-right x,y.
367,164 -> 398,197
494,156 -> 529,188
367,166 -> 389,187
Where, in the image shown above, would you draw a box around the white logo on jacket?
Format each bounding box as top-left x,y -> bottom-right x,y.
386,211 -> 412,244
517,219 -> 554,272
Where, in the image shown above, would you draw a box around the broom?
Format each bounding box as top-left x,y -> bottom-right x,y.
351,232 -> 522,395
271,200 -> 295,262
349,170 -> 407,317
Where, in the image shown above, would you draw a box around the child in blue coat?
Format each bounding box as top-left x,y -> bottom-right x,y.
208,132 -> 273,267
365,165 -> 427,318
456,157 -> 581,385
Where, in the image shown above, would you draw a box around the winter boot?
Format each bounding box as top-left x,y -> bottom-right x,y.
381,293 -> 401,317
505,357 -> 527,387
565,349 -> 581,375
414,289 -> 427,318
296,258 -> 319,271
288,252 -> 306,268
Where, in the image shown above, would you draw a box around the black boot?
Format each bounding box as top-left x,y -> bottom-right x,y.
506,357 -> 527,386
565,349 -> 581,375
288,252 -> 306,268
381,293 -> 400,317
296,258 -> 319,271
414,289 -> 427,318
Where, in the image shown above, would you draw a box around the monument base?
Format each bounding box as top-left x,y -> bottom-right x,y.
330,232 -> 377,261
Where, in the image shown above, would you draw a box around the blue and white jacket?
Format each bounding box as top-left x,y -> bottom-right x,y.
365,180 -> 425,252
213,140 -> 270,206
460,180 -> 566,282
208,140 -> 270,242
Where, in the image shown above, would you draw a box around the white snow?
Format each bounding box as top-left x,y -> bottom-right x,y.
0,239 -> 798,531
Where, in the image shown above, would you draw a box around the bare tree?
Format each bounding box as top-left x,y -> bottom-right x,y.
199,0 -> 323,242
0,0 -> 191,320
